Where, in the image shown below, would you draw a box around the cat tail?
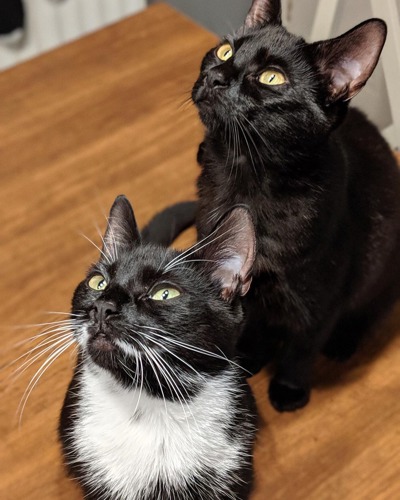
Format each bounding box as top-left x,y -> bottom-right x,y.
141,201 -> 198,245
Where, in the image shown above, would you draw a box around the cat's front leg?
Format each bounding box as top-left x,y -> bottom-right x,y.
268,328 -> 326,412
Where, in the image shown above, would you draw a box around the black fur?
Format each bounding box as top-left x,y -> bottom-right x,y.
189,0 -> 400,411
59,196 -> 257,499
141,201 -> 198,245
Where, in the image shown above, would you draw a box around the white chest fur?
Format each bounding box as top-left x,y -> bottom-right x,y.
70,366 -> 248,500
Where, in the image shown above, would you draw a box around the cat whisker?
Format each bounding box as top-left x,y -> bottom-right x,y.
9,333 -> 74,385
207,204 -> 225,226
235,117 -> 259,182
224,118 -> 233,173
17,338 -> 75,425
225,116 -> 237,183
240,112 -> 270,152
141,342 -> 170,419
9,330 -> 74,371
238,112 -> 268,172
164,223 -> 242,273
123,351 -> 141,388
165,258 -> 218,270
104,215 -> 123,262
155,248 -> 174,274
227,118 -> 237,183
141,326 -> 251,375
138,324 -> 180,340
134,329 -> 207,383
44,311 -> 84,317
80,232 -> 113,265
162,217 -> 232,270
148,347 -> 188,401
2,323 -> 75,366
148,347 -> 201,436
178,94 -> 193,111
163,225 -> 234,272
124,328 -> 202,433
234,118 -> 241,183
10,320 -> 82,349
118,357 -> 138,386
132,339 -> 146,417
95,223 -> 114,264
13,318 -> 80,330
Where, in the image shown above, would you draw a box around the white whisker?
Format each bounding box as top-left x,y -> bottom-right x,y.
9,331 -> 73,373
80,232 -> 112,265
140,343 -> 170,424
164,225 -> 234,272
135,329 -> 207,382
141,326 -> 251,375
18,339 -> 75,425
149,347 -> 200,436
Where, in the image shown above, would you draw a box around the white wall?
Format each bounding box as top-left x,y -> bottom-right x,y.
284,0 -> 399,134
0,0 -> 146,71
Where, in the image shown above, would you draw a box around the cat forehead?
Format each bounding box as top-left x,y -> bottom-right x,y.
104,245 -> 197,285
114,245 -> 175,271
231,26 -> 305,63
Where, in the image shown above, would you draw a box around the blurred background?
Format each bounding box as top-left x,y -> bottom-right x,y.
0,0 -> 399,148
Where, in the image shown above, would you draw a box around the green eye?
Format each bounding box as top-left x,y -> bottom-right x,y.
150,287 -> 181,301
259,69 -> 286,86
88,274 -> 108,291
216,43 -> 233,61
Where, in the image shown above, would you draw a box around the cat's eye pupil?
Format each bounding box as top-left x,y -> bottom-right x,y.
269,74 -> 276,83
162,290 -> 169,300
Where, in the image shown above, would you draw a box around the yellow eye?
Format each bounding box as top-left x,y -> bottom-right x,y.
150,287 -> 181,301
88,275 -> 108,291
259,69 -> 286,86
216,43 -> 233,61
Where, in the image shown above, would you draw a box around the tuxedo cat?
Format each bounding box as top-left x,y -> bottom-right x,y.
189,0 -> 400,411
59,196 -> 257,500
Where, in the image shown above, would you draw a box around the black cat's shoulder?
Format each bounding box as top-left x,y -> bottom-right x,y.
337,107 -> 396,165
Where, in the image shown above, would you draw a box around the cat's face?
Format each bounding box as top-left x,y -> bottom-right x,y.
192,0 -> 386,144
193,25 -> 324,144
72,196 -> 255,397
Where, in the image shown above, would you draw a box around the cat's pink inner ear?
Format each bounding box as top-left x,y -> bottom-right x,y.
215,253 -> 254,301
244,0 -> 282,29
313,19 -> 386,102
203,207 -> 256,301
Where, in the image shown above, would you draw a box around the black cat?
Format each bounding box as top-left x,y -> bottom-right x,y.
161,0 -> 400,412
59,195 -> 257,500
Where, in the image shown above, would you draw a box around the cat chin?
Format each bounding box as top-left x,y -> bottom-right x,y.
197,105 -> 225,131
86,340 -> 120,372
90,335 -> 115,352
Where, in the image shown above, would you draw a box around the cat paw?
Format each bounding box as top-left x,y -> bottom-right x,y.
268,378 -> 310,412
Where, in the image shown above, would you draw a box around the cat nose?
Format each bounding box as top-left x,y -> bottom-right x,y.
92,300 -> 118,323
207,69 -> 228,89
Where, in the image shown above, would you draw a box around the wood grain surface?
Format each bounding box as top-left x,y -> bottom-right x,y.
0,4 -> 399,499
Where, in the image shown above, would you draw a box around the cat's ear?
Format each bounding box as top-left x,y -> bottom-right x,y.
102,195 -> 140,261
202,207 -> 256,301
310,19 -> 386,103
244,0 -> 282,29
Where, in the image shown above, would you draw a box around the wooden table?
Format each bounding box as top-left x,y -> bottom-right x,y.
0,4 -> 399,499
